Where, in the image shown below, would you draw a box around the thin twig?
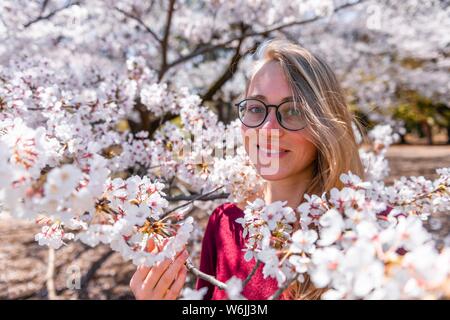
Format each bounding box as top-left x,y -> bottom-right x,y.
164,192 -> 229,202
268,276 -> 297,300
161,185 -> 224,217
165,0 -> 366,71
39,0 -> 50,16
166,39 -> 238,71
395,184 -> 449,207
24,1 -> 80,28
159,0 -> 176,80
185,258 -> 227,290
242,260 -> 261,288
201,35 -> 245,102
244,0 -> 367,38
114,7 -> 161,44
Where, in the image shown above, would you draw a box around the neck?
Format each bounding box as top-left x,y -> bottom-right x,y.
263,169 -> 313,209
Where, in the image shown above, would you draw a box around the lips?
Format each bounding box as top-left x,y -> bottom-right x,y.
257,144 -> 290,156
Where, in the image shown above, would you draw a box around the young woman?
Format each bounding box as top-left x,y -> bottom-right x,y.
130,39 -> 365,300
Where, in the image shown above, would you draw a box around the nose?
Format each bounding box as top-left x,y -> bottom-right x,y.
259,108 -> 284,138
258,108 -> 284,143
262,109 -> 280,129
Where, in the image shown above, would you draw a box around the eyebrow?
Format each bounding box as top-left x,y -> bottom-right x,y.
247,94 -> 294,103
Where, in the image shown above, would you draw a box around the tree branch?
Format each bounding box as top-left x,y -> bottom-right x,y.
242,260 -> 261,288
162,185 -> 225,218
130,0 -> 367,136
201,36 -> 245,102
269,276 -> 297,300
245,0 -> 367,38
24,1 -> 80,28
185,258 -> 227,290
148,112 -> 179,136
159,0 -> 177,80
127,98 -> 178,137
165,0 -> 366,72
114,7 -> 162,44
39,0 -> 50,17
165,39 -> 239,72
164,192 -> 229,202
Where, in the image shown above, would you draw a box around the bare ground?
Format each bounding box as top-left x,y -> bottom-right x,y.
1,145 -> 449,300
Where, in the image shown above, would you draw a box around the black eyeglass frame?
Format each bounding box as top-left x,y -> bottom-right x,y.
234,98 -> 307,131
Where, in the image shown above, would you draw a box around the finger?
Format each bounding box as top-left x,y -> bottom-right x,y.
141,247 -> 184,292
142,250 -> 185,298
139,263 -> 152,273
153,250 -> 189,296
141,256 -> 174,292
164,266 -> 187,300
130,265 -> 151,291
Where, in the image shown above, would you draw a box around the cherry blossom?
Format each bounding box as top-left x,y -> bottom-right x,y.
238,168 -> 450,299
180,287 -> 208,300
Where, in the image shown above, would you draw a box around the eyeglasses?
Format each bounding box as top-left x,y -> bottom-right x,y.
235,98 -> 307,131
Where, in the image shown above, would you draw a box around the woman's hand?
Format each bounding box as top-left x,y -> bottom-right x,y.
130,239 -> 188,300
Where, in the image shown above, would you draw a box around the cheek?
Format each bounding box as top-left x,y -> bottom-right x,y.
241,125 -> 256,153
290,133 -> 318,167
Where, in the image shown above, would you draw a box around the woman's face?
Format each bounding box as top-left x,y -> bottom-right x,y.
241,60 -> 318,181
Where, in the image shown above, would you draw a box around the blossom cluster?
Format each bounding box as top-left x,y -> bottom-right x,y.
237,170 -> 450,299
0,115 -> 194,264
0,48 -> 269,270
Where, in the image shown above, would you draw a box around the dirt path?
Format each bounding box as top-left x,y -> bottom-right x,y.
1,145 -> 449,299
385,145 -> 450,184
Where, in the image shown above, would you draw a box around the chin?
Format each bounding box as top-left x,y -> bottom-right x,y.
256,167 -> 292,181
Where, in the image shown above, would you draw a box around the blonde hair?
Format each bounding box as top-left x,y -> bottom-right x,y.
244,39 -> 365,299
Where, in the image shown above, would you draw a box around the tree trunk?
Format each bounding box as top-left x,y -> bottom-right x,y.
447,126 -> 450,144
421,122 -> 433,145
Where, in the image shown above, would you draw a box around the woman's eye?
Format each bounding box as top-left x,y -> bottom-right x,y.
286,108 -> 301,117
248,106 -> 264,113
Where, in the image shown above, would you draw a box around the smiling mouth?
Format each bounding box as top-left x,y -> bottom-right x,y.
257,144 -> 290,155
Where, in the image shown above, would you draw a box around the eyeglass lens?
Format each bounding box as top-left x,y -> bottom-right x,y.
237,99 -> 306,131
